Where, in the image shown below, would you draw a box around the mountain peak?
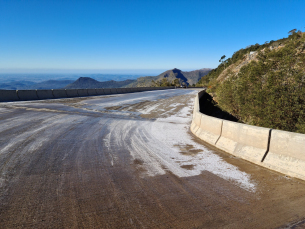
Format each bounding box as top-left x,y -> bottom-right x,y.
65,77 -> 136,89
172,68 -> 182,72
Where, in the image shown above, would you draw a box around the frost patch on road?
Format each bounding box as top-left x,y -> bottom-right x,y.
100,91 -> 256,192
138,103 -> 160,114
132,97 -> 256,192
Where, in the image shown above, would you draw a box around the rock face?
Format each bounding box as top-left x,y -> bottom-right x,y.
64,77 -> 136,89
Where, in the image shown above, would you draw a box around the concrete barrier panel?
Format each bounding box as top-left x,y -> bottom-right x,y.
263,130 -> 305,180
66,89 -> 78,97
53,89 -> 67,99
37,90 -> 54,100
103,89 -> 112,95
77,89 -> 88,97
95,89 -> 105,95
0,90 -> 19,102
111,88 -> 117,94
116,88 -> 123,94
17,90 -> 38,101
87,89 -> 97,96
190,111 -> 202,136
196,114 -> 223,146
216,120 -> 270,164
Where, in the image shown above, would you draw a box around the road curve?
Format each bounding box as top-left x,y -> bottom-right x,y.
0,89 -> 305,228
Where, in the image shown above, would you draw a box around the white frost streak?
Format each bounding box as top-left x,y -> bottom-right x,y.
104,95 -> 256,192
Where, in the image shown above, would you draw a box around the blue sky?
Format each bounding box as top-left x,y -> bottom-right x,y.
1,0 -> 305,74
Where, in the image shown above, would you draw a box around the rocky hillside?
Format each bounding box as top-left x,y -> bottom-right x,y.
197,30 -> 305,133
65,77 -> 136,89
126,68 -> 212,87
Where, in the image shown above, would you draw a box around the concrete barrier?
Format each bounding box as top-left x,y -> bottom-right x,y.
216,120 -> 270,164
191,90 -> 305,181
263,130 -> 305,180
0,87 -> 176,103
37,90 -> 54,100
190,111 -> 202,136
0,90 -> 19,102
116,88 -> 123,94
87,89 -> 97,96
66,89 -> 78,97
110,88 -> 117,94
17,90 -> 39,101
103,89 -> 112,95
95,89 -> 105,95
196,114 -> 223,146
52,89 -> 68,99
77,89 -> 88,97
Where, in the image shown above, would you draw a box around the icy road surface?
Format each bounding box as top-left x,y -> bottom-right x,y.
1,89 -> 305,228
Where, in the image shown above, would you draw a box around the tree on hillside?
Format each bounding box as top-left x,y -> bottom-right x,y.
219,55 -> 226,63
288,29 -> 297,35
219,55 -> 227,70
172,78 -> 180,87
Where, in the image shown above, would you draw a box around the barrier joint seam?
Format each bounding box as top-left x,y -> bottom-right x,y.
64,89 -> 68,98
261,129 -> 272,162
16,90 -> 21,100
215,120 -> 223,145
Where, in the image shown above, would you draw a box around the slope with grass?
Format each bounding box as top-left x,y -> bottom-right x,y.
196,31 -> 305,133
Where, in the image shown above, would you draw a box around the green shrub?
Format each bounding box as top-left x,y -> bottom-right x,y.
215,35 -> 305,133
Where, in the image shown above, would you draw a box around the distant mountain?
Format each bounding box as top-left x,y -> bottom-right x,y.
64,77 -> 136,89
126,68 -> 212,87
0,80 -> 74,90
0,81 -> 35,90
26,80 -> 74,89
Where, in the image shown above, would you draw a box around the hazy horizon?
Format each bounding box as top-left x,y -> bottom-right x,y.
0,68 -> 202,75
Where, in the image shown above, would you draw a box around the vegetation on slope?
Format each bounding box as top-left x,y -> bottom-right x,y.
197,30 -> 305,133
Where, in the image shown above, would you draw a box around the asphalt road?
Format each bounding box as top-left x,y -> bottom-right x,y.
0,89 -> 305,228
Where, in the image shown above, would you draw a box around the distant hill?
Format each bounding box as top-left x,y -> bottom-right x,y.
0,80 -> 35,90
126,68 -> 212,87
0,79 -> 74,90
64,77 -> 136,89
26,80 -> 74,89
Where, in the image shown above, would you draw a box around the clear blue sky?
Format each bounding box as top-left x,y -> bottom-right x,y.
1,0 -> 305,73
